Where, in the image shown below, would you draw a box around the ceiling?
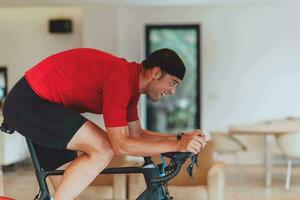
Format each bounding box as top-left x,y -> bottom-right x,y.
83,0 -> 275,5
0,0 -> 279,7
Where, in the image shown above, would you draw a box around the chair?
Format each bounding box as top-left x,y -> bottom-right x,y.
211,131 -> 247,164
276,132 -> 300,190
128,141 -> 225,200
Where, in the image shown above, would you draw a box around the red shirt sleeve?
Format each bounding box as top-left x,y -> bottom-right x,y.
127,95 -> 140,123
103,71 -> 139,127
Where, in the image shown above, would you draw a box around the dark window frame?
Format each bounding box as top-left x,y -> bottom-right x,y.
145,24 -> 201,130
0,66 -> 8,98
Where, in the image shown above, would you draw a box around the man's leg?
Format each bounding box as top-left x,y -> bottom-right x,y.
49,152 -> 85,199
53,120 -> 114,200
49,162 -> 71,190
49,162 -> 80,200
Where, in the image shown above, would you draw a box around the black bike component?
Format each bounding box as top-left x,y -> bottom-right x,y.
150,152 -> 195,183
0,122 -> 15,134
143,156 -> 153,166
27,138 -> 52,200
187,154 -> 198,177
140,152 -> 197,199
137,163 -> 168,200
165,152 -> 198,178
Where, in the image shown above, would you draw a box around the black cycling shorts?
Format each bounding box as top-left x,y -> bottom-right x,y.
3,77 -> 87,170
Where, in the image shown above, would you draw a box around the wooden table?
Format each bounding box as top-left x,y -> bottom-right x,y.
229,118 -> 300,187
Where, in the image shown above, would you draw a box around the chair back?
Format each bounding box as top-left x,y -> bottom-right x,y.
211,131 -> 246,153
277,132 -> 300,158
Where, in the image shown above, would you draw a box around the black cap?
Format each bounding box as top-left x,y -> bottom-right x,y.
143,48 -> 186,80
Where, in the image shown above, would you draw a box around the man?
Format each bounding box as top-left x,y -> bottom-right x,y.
3,48 -> 206,200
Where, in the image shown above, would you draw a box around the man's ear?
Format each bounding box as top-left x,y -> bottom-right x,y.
151,66 -> 162,80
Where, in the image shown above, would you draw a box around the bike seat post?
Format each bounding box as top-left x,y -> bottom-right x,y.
26,139 -> 51,200
143,157 -> 153,166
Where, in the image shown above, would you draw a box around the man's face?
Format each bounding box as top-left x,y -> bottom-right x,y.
146,72 -> 181,102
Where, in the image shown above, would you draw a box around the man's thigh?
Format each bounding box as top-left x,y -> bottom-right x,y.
66,121 -> 111,154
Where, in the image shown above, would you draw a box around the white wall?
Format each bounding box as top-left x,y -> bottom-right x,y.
115,0 -> 300,164
83,3 -> 119,54
0,6 -> 83,165
0,6 -> 83,89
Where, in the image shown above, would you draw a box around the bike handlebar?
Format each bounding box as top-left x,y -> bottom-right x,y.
149,152 -> 195,183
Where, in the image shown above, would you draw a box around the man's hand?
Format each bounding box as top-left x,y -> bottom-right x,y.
177,129 -> 207,154
184,129 -> 206,140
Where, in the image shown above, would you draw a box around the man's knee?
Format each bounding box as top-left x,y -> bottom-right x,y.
92,142 -> 114,161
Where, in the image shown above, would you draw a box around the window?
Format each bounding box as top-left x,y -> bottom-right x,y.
0,66 -> 7,103
145,25 -> 201,133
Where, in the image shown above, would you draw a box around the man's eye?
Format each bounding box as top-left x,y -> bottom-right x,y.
170,81 -> 177,86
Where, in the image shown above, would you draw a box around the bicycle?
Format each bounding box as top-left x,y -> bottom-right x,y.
0,121 -> 198,200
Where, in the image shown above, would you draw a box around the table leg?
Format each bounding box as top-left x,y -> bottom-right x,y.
265,135 -> 273,187
0,166 -> 3,195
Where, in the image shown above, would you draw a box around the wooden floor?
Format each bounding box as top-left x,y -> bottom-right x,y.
2,160 -> 300,200
225,165 -> 300,200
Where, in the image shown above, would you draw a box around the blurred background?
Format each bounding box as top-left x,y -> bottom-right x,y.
1,0 -> 300,199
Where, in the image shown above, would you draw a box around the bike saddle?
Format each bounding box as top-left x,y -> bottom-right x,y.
0,121 -> 15,134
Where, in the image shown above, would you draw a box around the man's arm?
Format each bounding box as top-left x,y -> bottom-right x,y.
107,120 -> 205,156
107,125 -> 179,156
127,120 -> 177,141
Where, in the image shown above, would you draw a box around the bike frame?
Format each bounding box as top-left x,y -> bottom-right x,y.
1,122 -> 192,200
27,138 -> 172,200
